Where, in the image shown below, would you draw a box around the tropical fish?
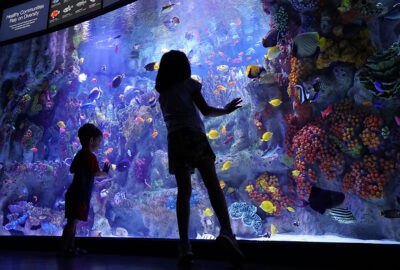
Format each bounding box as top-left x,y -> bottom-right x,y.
379,209 -> 400,218
321,104 -> 332,117
72,142 -> 79,147
268,186 -> 277,193
64,158 -> 73,166
265,46 -> 281,60
246,47 -> 256,55
374,103 -> 383,108
147,118 -> 153,123
222,161 -> 232,171
228,81 -> 236,86
221,125 -> 226,135
293,219 -> 300,226
260,201 -> 276,213
292,170 -> 301,177
102,65 -> 107,71
170,16 -> 180,25
374,80 -> 385,92
270,224 -> 278,236
269,99 -> 282,107
112,164 -> 116,171
224,136 -> 234,144
218,51 -> 224,56
79,57 -> 84,64
362,101 -> 373,106
261,132 -> 273,142
135,117 -> 144,122
207,129 -> 219,139
31,147 -> 38,152
326,208 -> 357,224
287,207 -> 295,212
144,62 -> 159,71
57,121 -> 66,128
91,78 -> 97,83
291,32 -> 326,58
220,181 -> 226,189
217,65 -> 229,72
245,184 -> 254,192
78,73 -> 87,82
151,131 -> 158,137
203,208 -> 214,217
262,29 -> 279,48
227,187 -> 235,193
246,57 -> 252,61
246,65 -> 265,78
33,195 -> 38,202
191,75 -> 202,83
50,10 -> 60,19
161,2 -> 179,13
307,186 -> 345,214
115,44 -> 119,54
232,58 -> 243,63
213,90 -> 219,94
88,87 -> 102,101
105,148 -> 113,155
103,132 -> 111,139
217,85 -> 226,90
112,74 -> 124,88
395,116 -> 400,126
80,103 -> 95,110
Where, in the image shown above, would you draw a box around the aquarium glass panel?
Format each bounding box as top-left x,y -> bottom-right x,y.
1,0 -> 400,244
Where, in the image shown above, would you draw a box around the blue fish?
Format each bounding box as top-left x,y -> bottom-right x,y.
374,80 -> 385,92
374,103 -> 383,108
88,87 -> 102,101
80,103 -> 95,109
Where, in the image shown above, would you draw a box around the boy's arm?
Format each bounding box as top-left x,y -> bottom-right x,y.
193,91 -> 242,117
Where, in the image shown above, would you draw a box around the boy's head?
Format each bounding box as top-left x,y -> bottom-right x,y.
78,123 -> 103,152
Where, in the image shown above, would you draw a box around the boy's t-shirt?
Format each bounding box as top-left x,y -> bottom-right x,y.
159,78 -> 206,135
66,149 -> 100,201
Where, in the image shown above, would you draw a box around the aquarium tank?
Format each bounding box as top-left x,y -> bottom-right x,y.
0,0 -> 400,243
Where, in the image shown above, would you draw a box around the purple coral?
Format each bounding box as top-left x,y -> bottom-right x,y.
134,158 -> 150,184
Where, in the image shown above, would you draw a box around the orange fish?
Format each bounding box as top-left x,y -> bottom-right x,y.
255,121 -> 262,127
135,117 -> 144,122
211,51 -> 215,56
321,105 -> 333,118
246,57 -> 252,61
221,125 -> 226,135
232,58 -> 242,63
228,81 -> 236,86
218,51 -> 224,56
213,90 -> 219,94
31,147 -> 38,152
238,52 -> 244,56
206,61 -> 214,65
91,78 -> 97,83
105,148 -> 113,155
217,85 -> 226,90
103,132 -> 111,139
152,131 -> 158,137
233,40 -> 239,45
215,75 -> 219,79
33,195 -> 38,202
362,101 -> 373,106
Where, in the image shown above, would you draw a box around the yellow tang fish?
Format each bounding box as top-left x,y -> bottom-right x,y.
261,132 -> 273,142
245,184 -> 254,192
112,164 -> 117,171
265,46 -> 281,60
269,99 -> 282,107
207,129 -> 220,139
268,186 -> 277,193
292,170 -> 301,177
220,181 -> 226,189
217,65 -> 229,72
147,117 -> 153,123
79,57 -> 84,64
227,187 -> 235,193
203,208 -> 214,217
286,207 -> 295,212
271,224 -> 278,236
57,121 -> 66,128
222,161 -> 232,171
260,200 -> 276,213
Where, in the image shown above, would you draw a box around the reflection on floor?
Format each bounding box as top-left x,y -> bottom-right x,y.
0,250 -> 336,270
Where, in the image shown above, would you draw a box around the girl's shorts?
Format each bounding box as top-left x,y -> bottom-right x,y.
65,197 -> 89,221
167,128 -> 216,175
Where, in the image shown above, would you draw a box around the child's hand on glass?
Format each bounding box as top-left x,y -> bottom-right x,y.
103,162 -> 110,173
224,98 -> 242,114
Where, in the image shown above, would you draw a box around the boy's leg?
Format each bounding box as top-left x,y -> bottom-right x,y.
60,218 -> 78,251
174,168 -> 192,244
197,158 -> 232,234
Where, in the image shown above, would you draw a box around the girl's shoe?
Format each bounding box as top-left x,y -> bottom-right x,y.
178,242 -> 194,267
216,230 -> 245,266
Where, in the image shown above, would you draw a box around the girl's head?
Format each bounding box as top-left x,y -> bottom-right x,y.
78,123 -> 103,152
155,50 -> 191,93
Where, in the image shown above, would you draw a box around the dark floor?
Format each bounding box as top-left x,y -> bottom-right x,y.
0,250 -> 339,270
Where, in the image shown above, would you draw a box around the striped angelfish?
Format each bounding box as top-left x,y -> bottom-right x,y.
326,208 -> 356,224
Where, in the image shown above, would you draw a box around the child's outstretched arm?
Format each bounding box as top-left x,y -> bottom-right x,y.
193,91 -> 242,117
94,162 -> 110,178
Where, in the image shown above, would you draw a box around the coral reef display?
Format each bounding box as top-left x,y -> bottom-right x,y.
0,0 -> 399,244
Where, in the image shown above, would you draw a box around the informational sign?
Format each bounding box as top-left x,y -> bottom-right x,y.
49,0 -> 102,27
103,0 -> 121,7
0,0 -> 50,42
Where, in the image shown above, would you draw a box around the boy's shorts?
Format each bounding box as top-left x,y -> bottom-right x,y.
65,198 -> 89,221
167,128 -> 216,175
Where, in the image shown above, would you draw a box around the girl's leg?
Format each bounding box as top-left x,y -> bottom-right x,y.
174,168 -> 192,244
197,158 -> 232,234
